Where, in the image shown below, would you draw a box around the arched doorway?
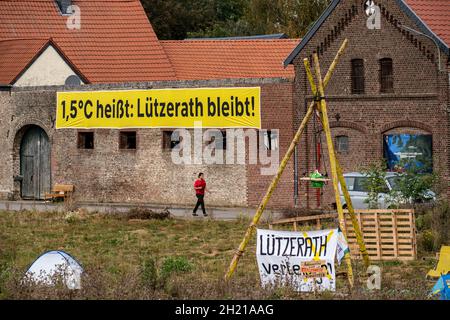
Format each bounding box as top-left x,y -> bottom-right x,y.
20,126 -> 51,199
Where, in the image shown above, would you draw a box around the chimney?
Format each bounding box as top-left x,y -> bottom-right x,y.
56,0 -> 72,14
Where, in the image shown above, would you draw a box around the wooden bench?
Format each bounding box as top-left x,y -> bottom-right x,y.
45,184 -> 74,202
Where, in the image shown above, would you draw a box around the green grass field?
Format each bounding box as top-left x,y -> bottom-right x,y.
0,210 -> 438,299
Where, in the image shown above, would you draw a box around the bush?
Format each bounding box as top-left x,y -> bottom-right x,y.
360,162 -> 388,209
140,257 -> 158,289
431,201 -> 450,249
420,230 -> 435,252
160,257 -> 193,280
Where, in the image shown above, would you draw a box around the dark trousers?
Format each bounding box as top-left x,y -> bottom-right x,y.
193,194 -> 206,214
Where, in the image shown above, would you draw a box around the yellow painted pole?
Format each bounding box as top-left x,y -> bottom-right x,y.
224,40 -> 349,281
310,53 -> 354,287
314,111 -> 371,269
336,163 -> 371,269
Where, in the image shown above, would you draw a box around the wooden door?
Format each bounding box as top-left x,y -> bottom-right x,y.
20,126 -> 51,199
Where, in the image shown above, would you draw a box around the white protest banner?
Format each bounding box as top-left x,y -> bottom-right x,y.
256,228 -> 338,292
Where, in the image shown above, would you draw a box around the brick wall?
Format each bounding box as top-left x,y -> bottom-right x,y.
292,0 -> 449,208
0,78 -> 296,209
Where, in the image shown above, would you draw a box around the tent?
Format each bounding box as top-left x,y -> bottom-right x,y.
25,250 -> 84,290
427,246 -> 450,279
431,274 -> 450,300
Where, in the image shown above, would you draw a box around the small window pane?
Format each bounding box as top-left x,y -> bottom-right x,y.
263,130 -> 279,151
336,135 -> 349,153
163,131 -> 181,150
119,131 -> 136,150
78,132 -> 94,149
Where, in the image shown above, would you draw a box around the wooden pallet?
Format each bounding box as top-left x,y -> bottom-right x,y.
343,209 -> 417,261
269,209 -> 417,261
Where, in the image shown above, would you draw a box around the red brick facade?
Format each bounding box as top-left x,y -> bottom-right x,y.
291,0 -> 449,209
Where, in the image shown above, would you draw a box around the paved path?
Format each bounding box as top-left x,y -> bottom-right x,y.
0,200 -> 284,222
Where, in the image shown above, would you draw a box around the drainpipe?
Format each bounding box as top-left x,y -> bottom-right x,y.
398,24 -> 443,72
294,146 -> 298,206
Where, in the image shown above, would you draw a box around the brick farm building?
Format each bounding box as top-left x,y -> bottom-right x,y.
0,0 -> 449,211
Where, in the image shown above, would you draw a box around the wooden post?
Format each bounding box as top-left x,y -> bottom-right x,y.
308,53 -> 354,287
224,39 -> 349,281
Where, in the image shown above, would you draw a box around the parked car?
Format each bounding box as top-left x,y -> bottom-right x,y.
338,172 -> 435,209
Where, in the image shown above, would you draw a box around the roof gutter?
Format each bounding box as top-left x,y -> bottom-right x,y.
395,0 -> 449,56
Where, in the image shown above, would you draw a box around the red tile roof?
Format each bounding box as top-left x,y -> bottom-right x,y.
403,0 -> 450,47
161,39 -> 299,80
0,38 -> 48,85
0,0 -> 176,83
0,38 -> 87,85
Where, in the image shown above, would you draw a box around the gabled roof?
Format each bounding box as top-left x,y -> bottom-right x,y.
0,38 -> 87,85
0,0 -> 176,83
161,39 -> 299,81
284,0 -> 450,67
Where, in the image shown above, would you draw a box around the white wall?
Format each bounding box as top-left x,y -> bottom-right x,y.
14,45 -> 84,87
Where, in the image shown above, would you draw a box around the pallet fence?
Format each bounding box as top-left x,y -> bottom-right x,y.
269,209 -> 417,261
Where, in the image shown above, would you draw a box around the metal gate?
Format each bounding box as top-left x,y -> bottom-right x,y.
20,126 -> 51,199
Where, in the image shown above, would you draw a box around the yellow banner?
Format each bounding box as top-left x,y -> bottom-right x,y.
56,87 -> 261,129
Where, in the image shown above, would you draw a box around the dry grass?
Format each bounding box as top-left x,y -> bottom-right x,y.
0,209 -> 437,300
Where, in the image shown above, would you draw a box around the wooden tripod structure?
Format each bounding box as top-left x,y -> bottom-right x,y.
224,39 -> 370,288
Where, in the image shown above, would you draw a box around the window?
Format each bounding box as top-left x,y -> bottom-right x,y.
162,131 -> 181,150
207,130 -> 227,150
119,131 -> 136,150
78,132 -> 94,149
380,58 -> 393,93
353,177 -> 370,192
263,130 -> 279,151
344,177 -> 355,191
351,59 -> 365,94
336,135 -> 349,153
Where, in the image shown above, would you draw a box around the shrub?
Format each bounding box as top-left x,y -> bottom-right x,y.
126,208 -> 171,220
431,201 -> 450,249
360,162 -> 388,209
140,257 -> 158,289
420,230 -> 435,252
160,256 -> 193,280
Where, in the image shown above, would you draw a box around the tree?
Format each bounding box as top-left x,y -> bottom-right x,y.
142,0 -> 331,39
243,0 -> 331,38
141,0 -> 214,39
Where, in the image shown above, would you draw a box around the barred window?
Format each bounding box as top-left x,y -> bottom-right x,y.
78,132 -> 94,149
351,59 -> 365,94
336,135 -> 349,153
162,131 -> 181,150
119,131 -> 136,150
380,58 -> 393,93
207,130 -> 227,150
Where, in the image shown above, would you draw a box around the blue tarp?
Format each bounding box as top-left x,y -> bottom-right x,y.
431,274 -> 450,300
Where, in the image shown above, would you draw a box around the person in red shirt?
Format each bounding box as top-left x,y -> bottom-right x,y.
193,172 -> 208,217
